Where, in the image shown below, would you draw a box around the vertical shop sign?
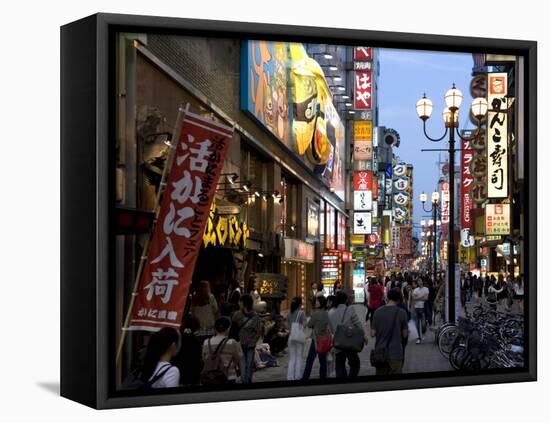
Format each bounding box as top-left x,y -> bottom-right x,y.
354,70 -> 372,110
354,190 -> 373,211
395,225 -> 412,255
461,134 -> 475,246
353,211 -> 372,234
354,171 -> 373,191
129,112 -> 233,331
391,226 -> 400,251
353,120 -> 373,160
441,181 -> 450,224
487,73 -> 509,198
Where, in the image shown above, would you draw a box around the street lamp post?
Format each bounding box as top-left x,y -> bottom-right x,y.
420,192 -> 440,286
416,86 -> 487,322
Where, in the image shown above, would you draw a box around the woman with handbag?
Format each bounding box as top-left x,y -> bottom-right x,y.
302,295 -> 331,380
286,297 -> 307,381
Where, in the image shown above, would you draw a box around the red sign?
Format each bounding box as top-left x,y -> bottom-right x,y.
354,70 -> 372,110
354,170 -> 373,191
341,251 -> 352,262
129,112 -> 233,331
354,47 -> 372,61
372,174 -> 378,199
461,137 -> 474,230
367,232 -> 380,247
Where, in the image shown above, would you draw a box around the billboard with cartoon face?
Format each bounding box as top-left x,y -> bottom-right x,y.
241,40 -> 345,200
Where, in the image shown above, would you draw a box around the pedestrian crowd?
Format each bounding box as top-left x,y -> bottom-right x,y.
459,272 -> 524,313
124,271 -> 524,390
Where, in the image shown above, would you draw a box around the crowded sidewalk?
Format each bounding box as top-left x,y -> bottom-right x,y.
254,304 -> 452,382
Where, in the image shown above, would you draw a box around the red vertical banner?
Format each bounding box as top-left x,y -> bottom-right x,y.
129,112 -> 233,331
461,138 -> 474,230
354,70 -> 372,110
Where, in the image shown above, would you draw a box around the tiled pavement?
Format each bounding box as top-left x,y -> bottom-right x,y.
253,304 -> 452,383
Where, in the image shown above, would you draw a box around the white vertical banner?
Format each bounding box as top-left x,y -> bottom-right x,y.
487,72 -> 508,198
441,182 -> 450,224
354,190 -> 372,211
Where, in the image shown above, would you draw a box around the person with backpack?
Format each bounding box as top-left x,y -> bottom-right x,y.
137,327 -> 181,389
286,296 -> 307,381
370,289 -> 409,375
328,290 -> 366,378
201,317 -> 243,385
302,295 -> 331,380
231,293 -> 262,384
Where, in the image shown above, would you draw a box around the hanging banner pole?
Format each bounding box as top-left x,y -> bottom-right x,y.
115,103 -> 189,366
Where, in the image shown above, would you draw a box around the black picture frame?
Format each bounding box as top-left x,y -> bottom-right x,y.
61,12 -> 537,409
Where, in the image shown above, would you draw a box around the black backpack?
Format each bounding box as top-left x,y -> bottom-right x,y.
122,363 -> 174,391
200,337 -> 230,386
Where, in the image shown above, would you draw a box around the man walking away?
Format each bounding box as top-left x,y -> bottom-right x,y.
231,294 -> 261,383
371,289 -> 408,375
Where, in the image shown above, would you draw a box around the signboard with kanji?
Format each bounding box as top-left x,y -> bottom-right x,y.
353,211 -> 372,234
354,171 -> 373,191
461,132 -> 475,247
487,73 -> 509,198
129,112 -> 233,331
486,203 -> 510,235
354,70 -> 372,110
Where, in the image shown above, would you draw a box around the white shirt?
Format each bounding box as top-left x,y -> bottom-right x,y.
412,287 -> 429,308
514,283 -> 524,295
149,361 -> 180,388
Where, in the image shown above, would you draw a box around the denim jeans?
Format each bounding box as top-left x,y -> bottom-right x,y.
414,307 -> 425,340
335,350 -> 360,378
302,339 -> 327,380
240,346 -> 256,384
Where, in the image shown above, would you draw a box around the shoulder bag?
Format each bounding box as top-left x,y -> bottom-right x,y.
288,310 -> 306,344
333,306 -> 364,352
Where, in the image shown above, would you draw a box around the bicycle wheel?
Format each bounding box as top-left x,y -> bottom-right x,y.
435,322 -> 456,343
438,325 -> 458,358
449,345 -> 466,370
